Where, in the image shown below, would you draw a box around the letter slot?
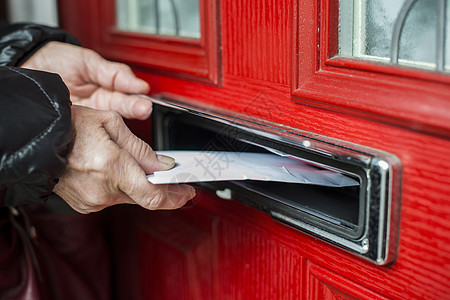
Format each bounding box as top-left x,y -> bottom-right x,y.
151,97 -> 402,265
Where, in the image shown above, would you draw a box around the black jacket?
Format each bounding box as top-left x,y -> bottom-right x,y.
0,24 -> 78,207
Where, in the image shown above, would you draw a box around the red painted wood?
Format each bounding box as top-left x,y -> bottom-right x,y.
137,208 -> 218,299
305,261 -> 389,300
58,0 -> 220,84
59,0 -> 450,299
223,0 -> 292,84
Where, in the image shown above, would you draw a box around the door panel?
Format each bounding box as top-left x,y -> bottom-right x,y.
137,207 -> 218,300
59,0 -> 450,298
306,262 -> 389,300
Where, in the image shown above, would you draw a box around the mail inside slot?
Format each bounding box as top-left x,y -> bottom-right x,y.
153,105 -> 365,239
151,98 -> 401,265
148,150 -> 359,187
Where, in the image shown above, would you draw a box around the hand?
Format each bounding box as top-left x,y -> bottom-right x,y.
22,42 -> 151,120
54,105 -> 196,214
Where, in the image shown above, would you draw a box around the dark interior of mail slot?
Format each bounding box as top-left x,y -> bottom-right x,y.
151,99 -> 401,265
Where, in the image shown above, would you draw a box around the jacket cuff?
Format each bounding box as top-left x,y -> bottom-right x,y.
0,67 -> 73,206
0,23 -> 80,67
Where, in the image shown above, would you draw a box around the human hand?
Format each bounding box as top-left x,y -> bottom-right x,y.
53,105 -> 196,214
22,42 -> 151,120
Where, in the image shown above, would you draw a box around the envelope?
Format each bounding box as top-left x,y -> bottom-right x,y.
147,151 -> 359,187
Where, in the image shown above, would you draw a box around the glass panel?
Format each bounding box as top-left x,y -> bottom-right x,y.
338,0 -> 450,72
116,0 -> 200,39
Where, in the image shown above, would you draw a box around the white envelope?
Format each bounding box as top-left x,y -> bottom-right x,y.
147,151 -> 359,187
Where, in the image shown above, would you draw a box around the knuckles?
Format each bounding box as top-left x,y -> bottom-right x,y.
66,105 -> 193,213
89,147 -> 121,170
101,110 -> 123,125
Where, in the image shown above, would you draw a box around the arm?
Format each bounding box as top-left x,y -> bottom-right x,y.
0,68 -> 194,211
0,24 -> 195,211
0,66 -> 72,206
0,23 -> 79,66
0,23 -> 76,206
0,22 -> 150,119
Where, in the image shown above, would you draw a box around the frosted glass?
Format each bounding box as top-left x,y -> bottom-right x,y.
116,0 -> 200,39
339,0 -> 450,71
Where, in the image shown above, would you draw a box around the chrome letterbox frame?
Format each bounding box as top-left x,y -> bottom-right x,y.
150,96 -> 402,265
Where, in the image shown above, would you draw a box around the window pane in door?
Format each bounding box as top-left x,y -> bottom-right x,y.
338,0 -> 450,72
116,0 -> 200,38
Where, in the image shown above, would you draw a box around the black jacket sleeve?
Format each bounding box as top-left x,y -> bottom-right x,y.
0,23 -> 76,206
0,23 -> 80,67
0,66 -> 73,207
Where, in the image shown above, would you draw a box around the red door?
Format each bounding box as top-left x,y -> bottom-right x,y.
59,0 -> 450,299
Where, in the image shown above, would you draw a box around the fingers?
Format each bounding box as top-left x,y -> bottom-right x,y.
24,41 -> 152,120
84,49 -> 150,95
101,110 -> 173,174
146,184 -> 196,210
102,113 -> 197,209
89,89 -> 153,120
115,151 -> 196,210
79,48 -> 152,120
57,106 -> 196,213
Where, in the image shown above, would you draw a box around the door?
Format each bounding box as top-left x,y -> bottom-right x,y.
59,0 -> 450,299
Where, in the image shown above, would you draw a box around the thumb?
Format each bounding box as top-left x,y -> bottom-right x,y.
102,111 -> 174,174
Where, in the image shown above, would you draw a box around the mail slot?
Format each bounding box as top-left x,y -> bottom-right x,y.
151,97 -> 402,265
